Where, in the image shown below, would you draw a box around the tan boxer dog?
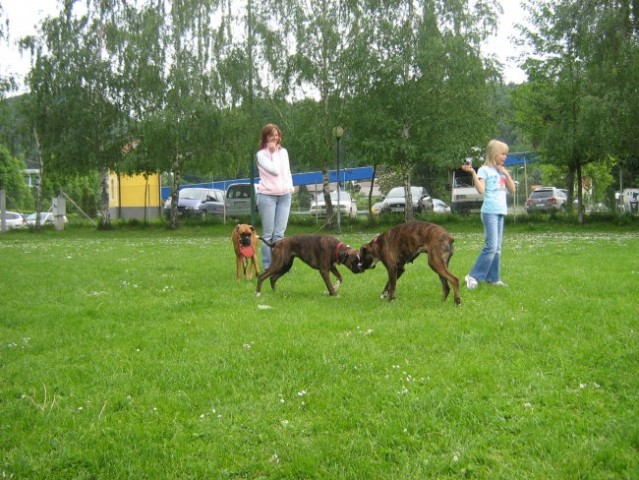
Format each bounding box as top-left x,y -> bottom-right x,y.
232,224 -> 260,280
358,221 -> 461,305
256,235 -> 363,296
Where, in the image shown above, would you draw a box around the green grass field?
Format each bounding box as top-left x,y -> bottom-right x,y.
1,220 -> 638,479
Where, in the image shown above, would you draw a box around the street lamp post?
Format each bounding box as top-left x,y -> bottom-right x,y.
333,126 -> 344,234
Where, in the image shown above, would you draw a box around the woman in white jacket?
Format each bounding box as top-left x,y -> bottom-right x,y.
256,124 -> 294,270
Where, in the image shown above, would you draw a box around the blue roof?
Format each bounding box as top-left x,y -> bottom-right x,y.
161,153 -> 535,198
505,151 -> 535,166
161,166 -> 375,199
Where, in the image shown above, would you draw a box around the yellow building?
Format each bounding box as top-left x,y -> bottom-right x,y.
109,172 -> 162,220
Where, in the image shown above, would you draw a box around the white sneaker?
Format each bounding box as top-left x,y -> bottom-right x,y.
489,280 -> 508,287
465,275 -> 478,289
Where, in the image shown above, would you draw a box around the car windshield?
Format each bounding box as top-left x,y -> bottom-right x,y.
227,185 -> 252,199
314,192 -> 349,203
330,191 -> 349,202
454,171 -> 474,188
180,189 -> 207,200
387,187 -> 421,198
387,188 -> 404,198
531,190 -> 553,199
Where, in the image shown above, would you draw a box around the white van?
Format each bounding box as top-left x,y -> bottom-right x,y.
225,183 -> 259,217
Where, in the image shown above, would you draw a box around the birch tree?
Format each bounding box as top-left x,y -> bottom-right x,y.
26,0 -> 131,228
348,0 -> 499,220
515,0 -> 639,220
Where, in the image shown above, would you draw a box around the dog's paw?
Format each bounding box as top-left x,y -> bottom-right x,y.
255,292 -> 261,297
333,280 -> 341,291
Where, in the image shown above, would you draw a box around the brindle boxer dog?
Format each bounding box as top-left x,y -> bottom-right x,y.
358,221 -> 461,305
256,235 -> 363,296
232,224 -> 260,280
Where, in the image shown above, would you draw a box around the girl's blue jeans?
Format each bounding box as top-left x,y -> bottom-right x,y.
257,192 -> 292,270
469,212 -> 504,283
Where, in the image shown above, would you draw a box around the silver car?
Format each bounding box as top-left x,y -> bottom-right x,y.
309,191 -> 358,218
25,212 -> 68,226
378,186 -> 433,214
163,188 -> 225,218
525,187 -> 567,213
1,211 -> 27,230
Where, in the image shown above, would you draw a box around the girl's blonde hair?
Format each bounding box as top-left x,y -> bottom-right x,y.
485,139 -> 509,167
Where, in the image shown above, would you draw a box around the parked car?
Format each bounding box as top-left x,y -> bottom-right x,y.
525,187 -> 568,213
225,183 -> 258,217
309,191 -> 358,218
0,211 -> 27,230
25,211 -> 68,226
374,186 -> 433,214
432,198 -> 451,214
163,188 -> 225,218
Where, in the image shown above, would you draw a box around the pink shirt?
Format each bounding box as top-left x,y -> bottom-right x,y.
256,147 -> 293,196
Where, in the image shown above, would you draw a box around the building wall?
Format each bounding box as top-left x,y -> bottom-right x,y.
109,172 -> 162,220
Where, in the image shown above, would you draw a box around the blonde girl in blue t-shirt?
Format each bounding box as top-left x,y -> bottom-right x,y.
461,139 -> 516,289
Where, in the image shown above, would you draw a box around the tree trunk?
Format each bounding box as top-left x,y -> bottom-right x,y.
368,164 -> 377,221
99,168 -> 111,229
169,155 -> 182,229
322,166 -> 334,228
403,168 -> 414,222
33,128 -> 44,232
576,162 -> 585,224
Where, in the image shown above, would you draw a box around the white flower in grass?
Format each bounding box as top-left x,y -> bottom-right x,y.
524,402 -> 532,409
398,386 -> 409,395
297,390 -> 307,397
452,453 -> 460,463
280,420 -> 289,427
580,383 -> 587,389
270,453 -> 280,464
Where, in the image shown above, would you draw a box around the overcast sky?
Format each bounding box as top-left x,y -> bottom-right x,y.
1,0 -> 528,94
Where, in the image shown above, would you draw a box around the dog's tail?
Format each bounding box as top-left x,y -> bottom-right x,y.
258,236 -> 276,248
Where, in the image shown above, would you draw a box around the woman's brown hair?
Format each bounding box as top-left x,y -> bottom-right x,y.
258,124 -> 282,149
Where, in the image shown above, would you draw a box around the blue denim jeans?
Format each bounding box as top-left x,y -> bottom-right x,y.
469,212 -> 504,283
258,192 -> 292,269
